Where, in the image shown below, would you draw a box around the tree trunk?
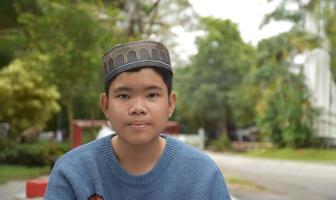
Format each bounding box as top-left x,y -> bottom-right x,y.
61,87 -> 75,142
217,120 -> 228,137
66,100 -> 74,143
126,0 -> 143,36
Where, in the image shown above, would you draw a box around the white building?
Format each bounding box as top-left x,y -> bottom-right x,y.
301,10 -> 336,145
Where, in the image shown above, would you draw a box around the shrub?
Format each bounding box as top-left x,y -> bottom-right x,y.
0,141 -> 69,166
0,137 -> 12,152
208,135 -> 232,151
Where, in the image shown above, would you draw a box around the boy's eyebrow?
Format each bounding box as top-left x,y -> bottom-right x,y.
111,85 -> 164,93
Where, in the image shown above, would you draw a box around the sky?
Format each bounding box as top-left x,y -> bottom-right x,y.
173,0 -> 293,63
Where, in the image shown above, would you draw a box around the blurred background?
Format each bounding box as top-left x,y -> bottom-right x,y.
0,0 -> 336,199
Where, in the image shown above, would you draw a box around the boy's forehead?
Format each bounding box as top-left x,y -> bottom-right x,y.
109,68 -> 166,91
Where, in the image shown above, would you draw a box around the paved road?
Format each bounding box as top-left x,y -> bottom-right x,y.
207,151 -> 336,200
0,179 -> 26,200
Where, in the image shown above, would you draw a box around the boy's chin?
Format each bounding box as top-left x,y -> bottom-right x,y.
117,133 -> 162,145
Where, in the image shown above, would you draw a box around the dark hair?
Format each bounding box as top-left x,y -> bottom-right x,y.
105,67 -> 173,96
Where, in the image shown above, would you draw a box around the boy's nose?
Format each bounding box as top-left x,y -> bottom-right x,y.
129,98 -> 148,116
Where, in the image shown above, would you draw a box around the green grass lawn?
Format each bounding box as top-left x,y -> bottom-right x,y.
225,176 -> 266,191
242,148 -> 336,163
0,165 -> 49,185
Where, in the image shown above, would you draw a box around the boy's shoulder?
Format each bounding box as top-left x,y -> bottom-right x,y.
53,136 -> 109,170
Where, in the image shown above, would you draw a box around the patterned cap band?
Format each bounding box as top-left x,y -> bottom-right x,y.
102,40 -> 173,89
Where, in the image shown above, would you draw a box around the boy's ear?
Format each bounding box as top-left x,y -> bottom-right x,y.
168,92 -> 177,118
100,93 -> 109,117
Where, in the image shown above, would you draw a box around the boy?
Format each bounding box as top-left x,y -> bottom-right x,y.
45,40 -> 232,200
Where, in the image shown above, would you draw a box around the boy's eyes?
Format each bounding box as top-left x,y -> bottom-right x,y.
114,93 -> 160,100
148,93 -> 160,99
116,94 -> 129,100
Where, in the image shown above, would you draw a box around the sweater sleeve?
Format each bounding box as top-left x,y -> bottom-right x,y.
44,167 -> 77,200
208,169 -> 232,200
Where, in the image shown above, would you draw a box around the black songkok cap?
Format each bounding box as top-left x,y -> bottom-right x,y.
102,40 -> 173,90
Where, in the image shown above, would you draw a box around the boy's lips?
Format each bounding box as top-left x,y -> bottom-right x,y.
128,121 -> 150,128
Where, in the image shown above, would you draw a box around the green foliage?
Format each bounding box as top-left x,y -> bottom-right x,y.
208,135 -> 232,151
228,83 -> 260,128
253,0 -> 336,148
0,140 -> 69,166
257,0 -> 336,147
254,75 -> 317,147
174,17 -> 256,136
0,0 -> 41,68
0,137 -> 13,152
16,0 -> 117,135
119,0 -> 197,38
245,147 -> 336,163
18,1 -> 105,88
0,29 -> 27,68
83,128 -> 99,144
253,34 -> 318,148
0,60 -> 60,139
325,5 -> 336,81
0,0 -> 41,30
264,0 -> 336,82
261,0 -> 305,27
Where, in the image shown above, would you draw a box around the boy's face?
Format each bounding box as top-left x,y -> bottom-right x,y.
100,68 -> 176,145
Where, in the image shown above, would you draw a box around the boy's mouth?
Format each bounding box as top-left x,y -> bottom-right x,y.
128,121 -> 150,128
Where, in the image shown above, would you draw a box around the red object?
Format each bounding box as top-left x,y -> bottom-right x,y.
164,121 -> 181,134
26,178 -> 48,198
71,120 -> 109,149
72,123 -> 83,148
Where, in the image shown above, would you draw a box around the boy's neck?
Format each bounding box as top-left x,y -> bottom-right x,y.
111,135 -> 166,176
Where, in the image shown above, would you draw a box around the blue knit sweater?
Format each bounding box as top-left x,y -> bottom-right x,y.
45,135 -> 231,200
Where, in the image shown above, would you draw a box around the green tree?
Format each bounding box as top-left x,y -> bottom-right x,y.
263,0 -> 336,80
121,0 -> 196,37
324,4 -> 336,81
258,0 -> 335,147
0,60 -> 60,140
118,0 -> 198,65
0,0 -> 41,68
253,33 -> 318,147
17,1 -> 112,137
175,17 -> 256,139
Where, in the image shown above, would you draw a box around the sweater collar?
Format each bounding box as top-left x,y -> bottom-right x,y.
101,134 -> 179,187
